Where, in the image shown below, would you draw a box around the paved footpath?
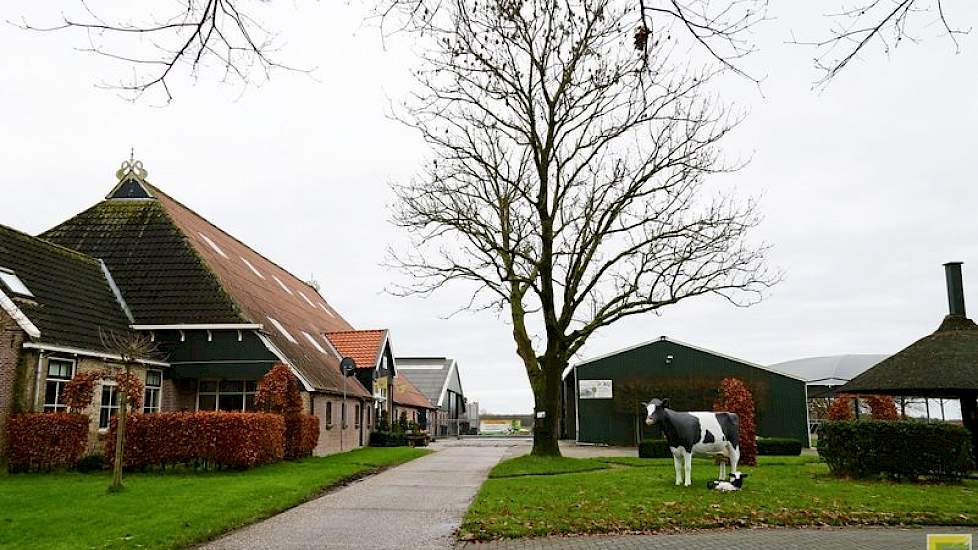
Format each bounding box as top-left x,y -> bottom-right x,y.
202,444 -> 509,550
457,527 -> 978,550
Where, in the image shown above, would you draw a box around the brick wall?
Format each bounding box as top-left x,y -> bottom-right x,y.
0,310 -> 26,457
310,392 -> 368,456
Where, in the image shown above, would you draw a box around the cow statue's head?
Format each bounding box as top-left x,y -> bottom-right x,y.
643,398 -> 669,425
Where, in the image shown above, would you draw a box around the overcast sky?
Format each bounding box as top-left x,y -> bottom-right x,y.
2,3 -> 976,414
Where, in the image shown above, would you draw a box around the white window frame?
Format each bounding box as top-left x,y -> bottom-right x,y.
99,381 -> 119,430
43,357 -> 76,413
0,267 -> 33,297
196,379 -> 257,412
143,369 -> 163,414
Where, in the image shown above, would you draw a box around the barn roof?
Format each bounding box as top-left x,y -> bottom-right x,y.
393,375 -> 437,409
567,336 -> 805,382
396,357 -> 461,407
41,164 -> 369,397
769,354 -> 890,387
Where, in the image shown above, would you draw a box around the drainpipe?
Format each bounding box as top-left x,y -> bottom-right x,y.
32,351 -> 46,411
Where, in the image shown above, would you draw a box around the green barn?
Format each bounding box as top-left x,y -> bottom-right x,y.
560,337 -> 809,447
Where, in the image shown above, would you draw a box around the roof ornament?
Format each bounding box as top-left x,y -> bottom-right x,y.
116,156 -> 148,183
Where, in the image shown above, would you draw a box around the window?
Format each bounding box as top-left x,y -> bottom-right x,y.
198,232 -> 229,259
355,404 -> 361,428
266,317 -> 297,344
341,402 -> 347,427
99,384 -> 119,429
366,407 -> 371,428
272,276 -> 294,296
143,370 -> 162,413
0,267 -> 33,297
240,256 -> 265,279
43,359 -> 75,412
325,401 -> 333,426
197,380 -> 257,412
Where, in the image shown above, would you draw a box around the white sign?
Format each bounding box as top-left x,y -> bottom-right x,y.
579,379 -> 613,399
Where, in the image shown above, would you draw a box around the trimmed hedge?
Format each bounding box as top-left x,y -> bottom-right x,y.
105,412 -> 285,470
638,438 -> 671,458
284,414 -> 320,459
757,437 -> 803,456
370,431 -> 408,447
819,420 -> 974,481
6,413 -> 89,472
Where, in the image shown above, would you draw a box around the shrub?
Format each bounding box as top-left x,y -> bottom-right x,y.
714,378 -> 758,466
105,412 -> 285,470
284,414 -> 320,459
61,370 -> 105,411
255,364 -> 303,416
866,395 -> 899,420
827,394 -> 855,421
370,431 -> 408,447
76,454 -> 107,473
7,413 -> 89,472
819,420 -> 974,481
638,438 -> 671,458
757,437 -> 803,456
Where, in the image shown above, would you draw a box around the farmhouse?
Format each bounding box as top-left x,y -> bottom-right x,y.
560,337 -> 809,447
396,356 -> 468,436
0,160 -> 387,457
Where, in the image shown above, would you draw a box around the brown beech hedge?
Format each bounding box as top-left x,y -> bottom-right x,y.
7,413 -> 89,472
285,414 -> 319,459
105,412 -> 286,469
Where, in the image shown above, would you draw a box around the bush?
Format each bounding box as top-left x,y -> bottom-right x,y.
105,412 -> 285,470
370,431 -> 408,447
76,454 -> 107,473
757,437 -> 803,456
7,413 -> 89,472
284,414 -> 319,459
819,420 -> 974,481
827,394 -> 855,421
715,378 -> 758,466
866,395 -> 899,420
638,438 -> 671,458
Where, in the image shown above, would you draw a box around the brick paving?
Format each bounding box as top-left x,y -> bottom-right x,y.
456,527 -> 978,549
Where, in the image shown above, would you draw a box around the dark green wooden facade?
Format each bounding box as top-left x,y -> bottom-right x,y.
561,338 -> 809,446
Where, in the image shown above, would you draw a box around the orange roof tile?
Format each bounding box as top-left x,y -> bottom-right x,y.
324,329 -> 388,371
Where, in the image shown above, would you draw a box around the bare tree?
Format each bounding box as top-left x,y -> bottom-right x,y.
388,0 -> 777,456
790,0 -> 969,88
15,0 -> 295,102
100,329 -> 160,492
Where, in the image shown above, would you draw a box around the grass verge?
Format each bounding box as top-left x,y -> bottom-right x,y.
461,455 -> 978,540
0,447 -> 429,550
489,455 -> 609,478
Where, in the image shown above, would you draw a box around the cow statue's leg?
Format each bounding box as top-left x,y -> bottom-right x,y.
671,448 -> 683,486
683,451 -> 693,487
728,443 -> 741,475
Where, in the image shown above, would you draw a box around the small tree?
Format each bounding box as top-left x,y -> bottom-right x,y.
867,395 -> 899,421
61,370 -> 106,412
100,329 -> 158,492
255,364 -> 303,416
714,378 -> 757,466
827,394 -> 856,421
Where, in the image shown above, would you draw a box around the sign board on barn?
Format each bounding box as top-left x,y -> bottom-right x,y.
579,379 -> 613,399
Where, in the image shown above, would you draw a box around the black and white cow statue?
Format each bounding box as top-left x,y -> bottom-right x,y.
707,472 -> 747,492
644,398 -> 741,487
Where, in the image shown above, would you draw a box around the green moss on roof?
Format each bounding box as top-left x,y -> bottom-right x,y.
41,199 -> 246,325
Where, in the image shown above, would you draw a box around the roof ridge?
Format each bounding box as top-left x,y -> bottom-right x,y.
143,182 -> 327,297
326,328 -> 387,334
0,223 -> 100,266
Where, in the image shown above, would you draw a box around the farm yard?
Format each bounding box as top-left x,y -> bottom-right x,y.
460,454 -> 978,541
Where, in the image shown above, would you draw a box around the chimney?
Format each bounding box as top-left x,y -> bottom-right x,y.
944,262 -> 966,317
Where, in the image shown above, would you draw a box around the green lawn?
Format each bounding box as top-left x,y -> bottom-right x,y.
462,455 -> 978,540
0,447 -> 429,550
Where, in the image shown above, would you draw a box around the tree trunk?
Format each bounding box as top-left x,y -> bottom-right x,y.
530,358 -> 563,457
110,367 -> 129,492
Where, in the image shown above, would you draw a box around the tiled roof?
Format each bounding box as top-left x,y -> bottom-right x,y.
324,329 -> 388,370
0,224 -> 132,351
393,375 -> 436,409
43,178 -> 369,397
42,200 -> 244,325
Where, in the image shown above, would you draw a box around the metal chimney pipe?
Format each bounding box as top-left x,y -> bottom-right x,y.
944,262 -> 966,316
